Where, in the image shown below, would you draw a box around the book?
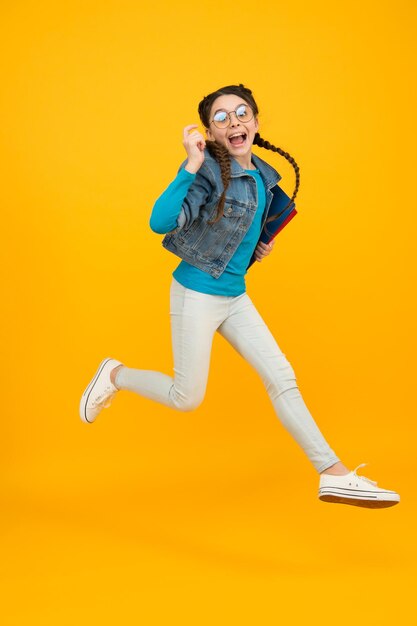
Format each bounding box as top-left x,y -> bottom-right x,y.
247,184 -> 297,269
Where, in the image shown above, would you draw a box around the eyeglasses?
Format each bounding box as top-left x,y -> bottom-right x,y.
210,103 -> 254,129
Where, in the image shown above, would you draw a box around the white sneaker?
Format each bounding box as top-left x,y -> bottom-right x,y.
318,463 -> 400,508
80,357 -> 123,423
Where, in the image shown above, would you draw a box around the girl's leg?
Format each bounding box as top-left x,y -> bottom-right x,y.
114,278 -> 228,411
217,292 -> 342,474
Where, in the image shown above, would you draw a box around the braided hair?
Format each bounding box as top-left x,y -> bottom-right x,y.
198,84 -> 300,230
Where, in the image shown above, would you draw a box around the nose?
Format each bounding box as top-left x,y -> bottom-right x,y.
229,111 -> 241,127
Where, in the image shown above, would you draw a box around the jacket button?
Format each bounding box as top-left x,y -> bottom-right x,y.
226,206 -> 232,214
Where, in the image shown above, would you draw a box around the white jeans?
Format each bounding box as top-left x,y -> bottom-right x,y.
115,276 -> 341,473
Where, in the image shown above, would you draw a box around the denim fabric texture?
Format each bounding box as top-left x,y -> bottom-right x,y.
161,149 -> 285,279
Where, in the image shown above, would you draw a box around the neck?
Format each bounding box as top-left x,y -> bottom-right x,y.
234,152 -> 255,170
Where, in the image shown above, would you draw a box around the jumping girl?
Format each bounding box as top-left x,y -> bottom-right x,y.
79,83 -> 400,508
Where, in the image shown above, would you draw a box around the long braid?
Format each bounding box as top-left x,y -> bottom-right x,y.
253,132 -> 300,224
205,139 -> 232,225
197,83 -> 300,231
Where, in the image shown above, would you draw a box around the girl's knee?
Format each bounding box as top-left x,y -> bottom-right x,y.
170,389 -> 205,412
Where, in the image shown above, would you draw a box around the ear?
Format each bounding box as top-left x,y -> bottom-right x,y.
205,126 -> 214,141
254,117 -> 259,132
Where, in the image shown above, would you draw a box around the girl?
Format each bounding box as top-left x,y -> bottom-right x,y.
79,84 -> 400,508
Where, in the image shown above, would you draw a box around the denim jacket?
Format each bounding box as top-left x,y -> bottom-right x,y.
161,148 -> 283,279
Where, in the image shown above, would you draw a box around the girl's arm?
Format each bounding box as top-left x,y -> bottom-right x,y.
150,124 -> 210,235
149,168 -> 196,234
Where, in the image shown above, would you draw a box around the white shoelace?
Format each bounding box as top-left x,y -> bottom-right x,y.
352,463 -> 378,486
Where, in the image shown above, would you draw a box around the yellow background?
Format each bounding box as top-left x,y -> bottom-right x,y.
1,0 -> 416,623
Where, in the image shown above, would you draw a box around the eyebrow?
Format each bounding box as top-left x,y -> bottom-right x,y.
213,102 -> 247,114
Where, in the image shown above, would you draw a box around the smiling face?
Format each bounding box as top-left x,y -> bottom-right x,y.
205,94 -> 259,167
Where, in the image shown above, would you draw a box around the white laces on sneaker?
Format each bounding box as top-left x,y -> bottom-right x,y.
91,385 -> 116,409
352,463 -> 378,486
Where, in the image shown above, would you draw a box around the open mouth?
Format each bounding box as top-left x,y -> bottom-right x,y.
228,132 -> 247,147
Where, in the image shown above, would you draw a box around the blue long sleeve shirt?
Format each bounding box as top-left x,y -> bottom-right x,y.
150,166 -> 266,296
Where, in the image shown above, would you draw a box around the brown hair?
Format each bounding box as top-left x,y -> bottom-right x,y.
198,83 -> 300,230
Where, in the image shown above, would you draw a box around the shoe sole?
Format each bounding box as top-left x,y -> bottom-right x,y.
319,494 -> 399,508
80,357 -> 114,424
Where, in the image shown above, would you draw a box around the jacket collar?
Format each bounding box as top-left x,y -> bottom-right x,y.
243,152 -> 282,188
203,148 -> 281,188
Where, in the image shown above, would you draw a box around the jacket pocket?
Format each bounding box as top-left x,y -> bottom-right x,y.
174,198 -> 249,261
222,204 -> 246,218
196,204 -> 248,261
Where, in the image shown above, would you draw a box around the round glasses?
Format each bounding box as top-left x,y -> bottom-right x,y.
210,103 -> 254,129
